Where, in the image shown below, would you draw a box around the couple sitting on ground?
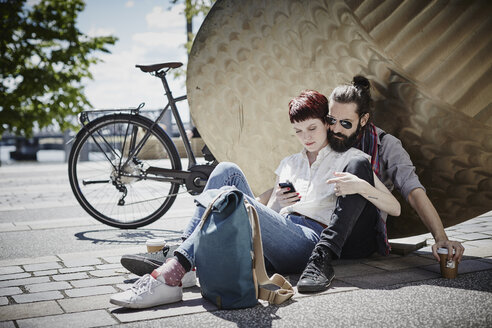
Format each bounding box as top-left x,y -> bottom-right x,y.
110,75 -> 465,309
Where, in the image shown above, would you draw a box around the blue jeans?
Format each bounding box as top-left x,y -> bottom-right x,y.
175,162 -> 325,274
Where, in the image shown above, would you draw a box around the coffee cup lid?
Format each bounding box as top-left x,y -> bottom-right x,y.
146,238 -> 166,246
437,247 -> 455,255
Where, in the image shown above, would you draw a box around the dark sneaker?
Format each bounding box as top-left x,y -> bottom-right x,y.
121,245 -> 176,276
297,246 -> 335,293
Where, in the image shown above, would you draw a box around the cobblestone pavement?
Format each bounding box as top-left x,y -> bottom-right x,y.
0,162 -> 491,327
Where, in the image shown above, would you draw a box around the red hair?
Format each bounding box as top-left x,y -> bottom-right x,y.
289,90 -> 328,123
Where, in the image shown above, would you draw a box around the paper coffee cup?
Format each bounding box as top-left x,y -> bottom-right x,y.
146,238 -> 166,253
437,247 -> 458,279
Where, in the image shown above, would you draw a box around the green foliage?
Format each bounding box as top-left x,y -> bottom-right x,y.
0,0 -> 117,137
170,0 -> 215,80
181,0 -> 215,52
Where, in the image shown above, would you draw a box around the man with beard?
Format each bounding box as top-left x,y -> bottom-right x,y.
296,76 -> 465,293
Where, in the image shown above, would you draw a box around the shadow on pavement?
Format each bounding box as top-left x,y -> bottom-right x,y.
74,228 -> 182,245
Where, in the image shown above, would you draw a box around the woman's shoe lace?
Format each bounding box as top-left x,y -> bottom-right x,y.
131,274 -> 157,295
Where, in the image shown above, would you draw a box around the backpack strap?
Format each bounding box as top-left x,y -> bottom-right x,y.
198,190 -> 229,230
245,201 -> 295,305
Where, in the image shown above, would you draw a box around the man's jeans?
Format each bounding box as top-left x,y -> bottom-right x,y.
175,162 -> 324,274
317,157 -> 379,259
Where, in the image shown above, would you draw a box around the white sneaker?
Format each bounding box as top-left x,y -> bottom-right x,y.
181,268 -> 197,288
110,274 -> 182,309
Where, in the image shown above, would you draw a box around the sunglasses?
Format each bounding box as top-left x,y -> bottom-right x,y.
326,115 -> 353,129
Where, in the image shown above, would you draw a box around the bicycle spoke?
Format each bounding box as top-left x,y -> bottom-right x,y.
68,114 -> 182,228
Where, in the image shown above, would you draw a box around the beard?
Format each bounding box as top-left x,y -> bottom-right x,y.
327,123 -> 361,153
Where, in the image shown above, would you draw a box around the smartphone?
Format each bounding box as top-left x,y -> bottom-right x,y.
279,181 -> 296,194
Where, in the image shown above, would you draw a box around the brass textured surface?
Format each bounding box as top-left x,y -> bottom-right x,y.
187,0 -> 492,237
347,0 -> 492,125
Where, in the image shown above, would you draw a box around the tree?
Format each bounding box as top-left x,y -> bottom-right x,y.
172,0 -> 215,54
0,0 -> 117,137
169,0 -> 214,80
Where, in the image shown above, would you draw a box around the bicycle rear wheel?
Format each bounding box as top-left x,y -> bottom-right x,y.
68,114 -> 182,228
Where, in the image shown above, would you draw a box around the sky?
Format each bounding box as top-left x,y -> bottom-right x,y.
77,0 -> 205,122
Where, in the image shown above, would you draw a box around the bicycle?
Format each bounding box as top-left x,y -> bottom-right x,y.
68,62 -> 216,229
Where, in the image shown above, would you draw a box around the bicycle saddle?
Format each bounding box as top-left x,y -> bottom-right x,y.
136,62 -> 183,72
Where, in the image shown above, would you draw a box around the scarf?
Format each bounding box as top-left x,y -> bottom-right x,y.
354,123 -> 381,178
355,123 -> 390,255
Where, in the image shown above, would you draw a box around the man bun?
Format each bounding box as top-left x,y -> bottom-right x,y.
329,75 -> 373,129
352,75 -> 370,93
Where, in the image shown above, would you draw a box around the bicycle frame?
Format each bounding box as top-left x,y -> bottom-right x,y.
74,64 -> 214,196
78,68 -> 197,170
155,68 -> 197,168
68,62 -> 217,228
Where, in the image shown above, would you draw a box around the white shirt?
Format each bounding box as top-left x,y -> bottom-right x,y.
275,145 -> 370,226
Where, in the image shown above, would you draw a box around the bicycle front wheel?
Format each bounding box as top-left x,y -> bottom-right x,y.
68,114 -> 182,228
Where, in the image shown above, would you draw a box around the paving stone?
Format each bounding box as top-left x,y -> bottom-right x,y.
0,320 -> 15,328
0,256 -> 59,267
57,246 -> 142,263
0,273 -> 31,281
460,243 -> 492,258
0,223 -> 29,232
338,268 -> 440,289
0,266 -> 23,275
26,281 -> 71,293
57,294 -> 114,313
459,223 -> 485,233
33,269 -> 58,276
463,239 -> 492,248
70,276 -> 126,288
478,257 -> 492,265
62,258 -> 102,268
89,269 -> 124,277
101,255 -> 122,264
23,262 -> 62,272
52,272 -> 88,281
333,263 -> 386,278
451,226 -> 486,233
414,246 -> 435,256
0,276 -> 49,288
292,280 -> 359,300
477,211 -> 492,217
0,287 -> 22,296
422,259 -> 492,276
112,297 -> 216,323
389,235 -> 427,255
0,296 -> 8,305
12,291 -> 64,304
65,286 -> 116,298
363,255 -> 436,271
58,266 -> 93,274
453,232 -> 491,241
16,309 -> 117,328
446,237 -> 467,243
95,263 -> 122,270
443,230 -> 462,237
25,217 -> 94,230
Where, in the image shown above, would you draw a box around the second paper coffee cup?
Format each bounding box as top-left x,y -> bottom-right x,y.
146,238 -> 166,253
437,247 -> 458,279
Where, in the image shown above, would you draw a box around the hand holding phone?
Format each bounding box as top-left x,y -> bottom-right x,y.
279,181 -> 296,193
278,181 -> 300,203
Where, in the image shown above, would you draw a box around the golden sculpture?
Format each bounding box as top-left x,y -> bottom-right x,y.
186,0 -> 492,237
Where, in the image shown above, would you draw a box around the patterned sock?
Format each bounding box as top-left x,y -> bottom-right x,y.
151,258 -> 186,286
